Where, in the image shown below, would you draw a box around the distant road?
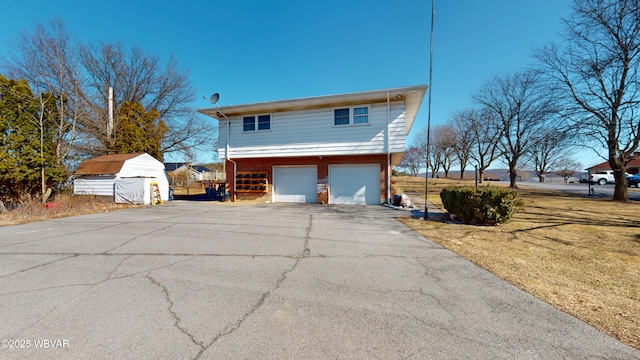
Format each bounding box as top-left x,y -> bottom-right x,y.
516,181 -> 640,201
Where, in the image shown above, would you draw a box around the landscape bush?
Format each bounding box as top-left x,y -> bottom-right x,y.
440,186 -> 523,225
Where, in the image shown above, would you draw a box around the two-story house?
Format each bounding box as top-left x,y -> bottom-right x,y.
197,85 -> 426,205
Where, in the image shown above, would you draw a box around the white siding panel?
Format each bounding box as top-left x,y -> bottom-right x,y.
74,176 -> 116,196
388,110 -> 407,153
217,121 -> 229,159
226,102 -> 407,158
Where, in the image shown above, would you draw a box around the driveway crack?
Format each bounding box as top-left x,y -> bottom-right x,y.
145,273 -> 205,350
195,216 -> 312,358
104,223 -> 177,254
302,214 -> 311,258
0,254 -> 78,279
195,257 -> 300,358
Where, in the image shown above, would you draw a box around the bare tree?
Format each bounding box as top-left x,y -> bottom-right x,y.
415,128 -> 436,177
465,108 -> 502,184
4,20 -> 215,163
556,159 -> 583,183
398,146 -> 424,176
449,110 -> 475,179
529,128 -> 574,182
432,125 -> 457,178
2,20 -> 83,165
78,41 -> 212,157
475,71 -> 556,188
535,0 -> 640,201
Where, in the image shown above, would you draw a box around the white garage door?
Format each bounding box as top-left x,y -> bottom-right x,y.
273,166 -> 317,203
329,165 -> 381,205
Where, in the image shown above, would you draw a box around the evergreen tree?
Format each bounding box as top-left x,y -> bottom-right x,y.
112,102 -> 167,161
0,74 -> 66,204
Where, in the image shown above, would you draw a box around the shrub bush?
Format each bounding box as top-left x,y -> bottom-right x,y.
440,186 -> 523,225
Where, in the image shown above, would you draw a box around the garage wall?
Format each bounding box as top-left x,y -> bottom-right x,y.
227,155 -> 388,204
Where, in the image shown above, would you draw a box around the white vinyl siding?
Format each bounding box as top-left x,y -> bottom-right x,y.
74,176 -> 116,196
221,102 -> 406,159
329,165 -> 381,205
273,166 -> 317,203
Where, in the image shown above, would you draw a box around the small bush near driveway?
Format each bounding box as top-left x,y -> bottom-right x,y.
440,186 -> 523,225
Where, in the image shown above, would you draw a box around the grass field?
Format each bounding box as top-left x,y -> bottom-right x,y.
394,176 -> 640,350
0,193 -> 139,226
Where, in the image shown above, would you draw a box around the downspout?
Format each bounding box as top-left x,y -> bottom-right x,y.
386,91 -> 391,205
226,115 -> 237,202
219,109 -> 236,202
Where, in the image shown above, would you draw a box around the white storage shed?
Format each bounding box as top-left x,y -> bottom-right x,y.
73,153 -> 169,204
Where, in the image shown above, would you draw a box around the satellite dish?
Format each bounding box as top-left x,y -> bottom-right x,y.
209,93 -> 220,104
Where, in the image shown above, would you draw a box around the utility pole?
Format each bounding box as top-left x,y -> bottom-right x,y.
108,87 -> 114,146
424,0 -> 435,220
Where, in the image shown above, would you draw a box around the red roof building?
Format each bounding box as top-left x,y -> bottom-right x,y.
588,152 -> 640,174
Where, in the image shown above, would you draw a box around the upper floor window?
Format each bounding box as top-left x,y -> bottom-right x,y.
334,106 -> 369,126
257,115 -> 271,130
353,107 -> 369,124
334,108 -> 350,126
243,114 -> 271,132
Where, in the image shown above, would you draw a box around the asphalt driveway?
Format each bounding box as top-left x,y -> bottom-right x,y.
0,202 -> 638,359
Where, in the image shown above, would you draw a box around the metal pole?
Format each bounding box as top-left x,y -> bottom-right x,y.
108,87 -> 113,143
424,0 -> 435,220
475,165 -> 478,189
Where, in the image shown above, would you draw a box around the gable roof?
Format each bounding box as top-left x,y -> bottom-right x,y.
164,162 -> 186,172
164,163 -> 212,173
197,85 -> 427,135
588,154 -> 640,170
75,153 -> 144,176
193,165 -> 211,173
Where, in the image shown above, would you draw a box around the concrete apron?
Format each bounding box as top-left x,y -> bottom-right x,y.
0,201 -> 637,359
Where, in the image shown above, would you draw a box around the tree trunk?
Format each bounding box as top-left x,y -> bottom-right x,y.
509,165 -> 518,188
478,168 -> 485,184
538,174 -> 544,182
612,170 -> 629,202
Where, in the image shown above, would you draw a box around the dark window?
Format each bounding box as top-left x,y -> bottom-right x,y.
334,108 -> 350,125
243,116 -> 256,131
258,115 -> 271,130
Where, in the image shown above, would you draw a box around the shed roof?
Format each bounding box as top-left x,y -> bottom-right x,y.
75,153 -> 144,176
197,85 -> 427,135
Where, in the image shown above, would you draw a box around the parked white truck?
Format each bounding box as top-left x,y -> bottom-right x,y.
589,170 -> 630,185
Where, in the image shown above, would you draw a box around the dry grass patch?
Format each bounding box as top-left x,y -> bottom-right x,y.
0,193 -> 141,227
395,177 -> 640,350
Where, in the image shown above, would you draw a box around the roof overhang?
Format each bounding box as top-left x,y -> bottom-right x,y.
197,85 -> 427,135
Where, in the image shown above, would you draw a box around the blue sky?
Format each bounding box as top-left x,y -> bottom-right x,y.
0,0 -> 602,167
